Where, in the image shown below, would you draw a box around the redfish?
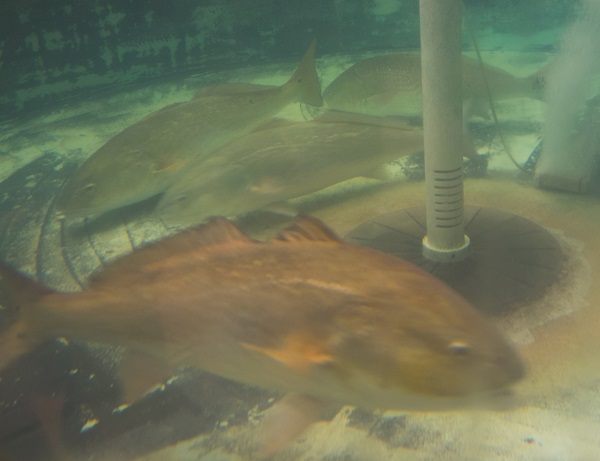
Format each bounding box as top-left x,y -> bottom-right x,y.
0,216 -> 524,453
57,41 -> 323,219
324,53 -> 545,117
156,112 -> 425,227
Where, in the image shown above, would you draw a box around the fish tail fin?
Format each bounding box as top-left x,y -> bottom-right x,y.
525,63 -> 551,101
285,39 -> 324,107
0,263 -> 54,369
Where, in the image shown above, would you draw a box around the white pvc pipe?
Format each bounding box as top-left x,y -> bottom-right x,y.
419,0 -> 470,262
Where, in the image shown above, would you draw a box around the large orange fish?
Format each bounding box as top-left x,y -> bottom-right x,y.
0,215 -> 523,454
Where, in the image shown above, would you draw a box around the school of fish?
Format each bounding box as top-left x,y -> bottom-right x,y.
57,40 -> 322,218
56,47 -> 548,221
0,42 -> 536,455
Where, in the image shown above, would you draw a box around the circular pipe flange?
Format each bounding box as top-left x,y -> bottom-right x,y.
345,206 -> 563,315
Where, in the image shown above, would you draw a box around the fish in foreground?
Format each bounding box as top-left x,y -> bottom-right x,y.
0,216 -> 524,454
156,112 -> 425,227
323,53 -> 546,117
57,40 -> 323,219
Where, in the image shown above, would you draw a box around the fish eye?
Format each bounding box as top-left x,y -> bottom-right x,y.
175,194 -> 187,203
82,183 -> 96,193
448,341 -> 470,356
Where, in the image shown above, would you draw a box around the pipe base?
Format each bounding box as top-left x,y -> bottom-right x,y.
345,206 -> 563,315
422,234 -> 471,263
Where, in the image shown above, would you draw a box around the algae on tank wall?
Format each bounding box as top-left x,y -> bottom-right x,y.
0,0 -> 578,121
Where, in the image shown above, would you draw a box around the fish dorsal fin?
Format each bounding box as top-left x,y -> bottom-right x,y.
275,215 -> 342,244
89,218 -> 254,286
188,216 -> 255,247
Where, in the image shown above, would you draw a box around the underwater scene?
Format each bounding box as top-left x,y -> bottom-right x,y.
0,0 -> 599,459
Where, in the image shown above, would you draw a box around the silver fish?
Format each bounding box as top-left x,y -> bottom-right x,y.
156,112 -> 425,227
57,41 -> 323,219
323,53 -> 546,116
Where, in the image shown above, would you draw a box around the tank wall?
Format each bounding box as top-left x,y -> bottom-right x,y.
0,0 -> 578,120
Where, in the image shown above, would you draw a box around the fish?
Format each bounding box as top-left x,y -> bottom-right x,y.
56,40 -> 323,219
323,53 -> 546,117
0,215 -> 523,446
155,111 -> 425,227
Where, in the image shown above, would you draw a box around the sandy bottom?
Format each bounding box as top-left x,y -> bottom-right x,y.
2,50 -> 600,460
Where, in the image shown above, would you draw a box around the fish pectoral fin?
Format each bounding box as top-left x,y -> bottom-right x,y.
119,350 -> 173,403
257,393 -> 326,457
153,158 -> 188,174
242,334 -> 334,372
